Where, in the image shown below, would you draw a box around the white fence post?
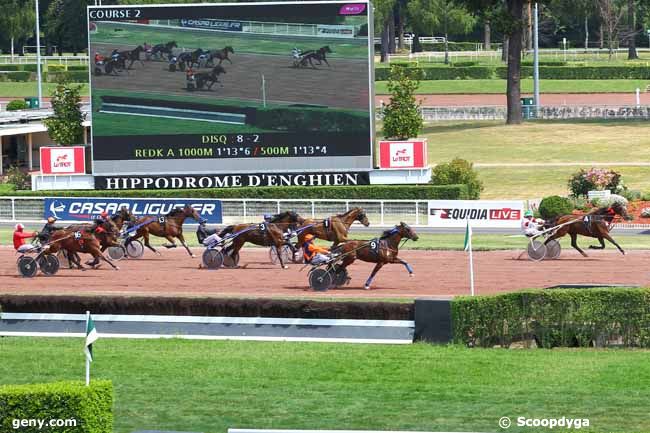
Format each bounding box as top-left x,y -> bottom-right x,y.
380,201 -> 385,226
243,200 -> 247,221
277,201 -> 281,213
311,201 -> 315,218
415,201 -> 420,225
11,198 -> 16,221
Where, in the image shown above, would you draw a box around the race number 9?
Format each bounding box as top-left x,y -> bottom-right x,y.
370,241 -> 377,250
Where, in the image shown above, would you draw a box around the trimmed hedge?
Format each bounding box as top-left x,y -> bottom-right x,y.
47,64 -> 67,72
68,65 -> 89,71
6,100 -> 28,111
0,380 -> 113,433
46,71 -> 89,83
521,60 -> 567,67
0,64 -> 23,71
7,71 -> 32,82
452,288 -> 650,348
375,66 -> 493,81
421,42 -> 479,51
4,184 -> 469,200
22,64 -> 38,72
497,65 -> 650,80
451,61 -> 478,67
0,295 -> 413,320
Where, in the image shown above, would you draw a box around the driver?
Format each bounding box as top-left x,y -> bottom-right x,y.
292,47 -> 302,60
302,233 -> 330,265
197,219 -> 221,246
13,223 -> 37,251
521,210 -> 545,237
94,52 -> 105,64
39,216 -> 64,244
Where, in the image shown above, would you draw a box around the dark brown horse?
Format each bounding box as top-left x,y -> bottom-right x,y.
544,201 -> 632,257
218,211 -> 303,269
151,41 -> 177,59
118,45 -> 144,69
47,226 -> 119,270
297,207 -> 370,246
194,65 -> 226,90
130,204 -> 201,257
334,222 -> 418,290
208,46 -> 234,65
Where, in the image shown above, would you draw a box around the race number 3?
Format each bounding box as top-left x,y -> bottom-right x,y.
259,223 -> 266,231
158,216 -> 166,224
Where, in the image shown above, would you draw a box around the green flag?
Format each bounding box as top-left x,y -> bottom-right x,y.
463,220 -> 472,251
84,315 -> 98,363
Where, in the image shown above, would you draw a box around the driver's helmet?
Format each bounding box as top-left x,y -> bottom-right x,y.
47,216 -> 57,223
15,223 -> 24,231
524,210 -> 534,218
100,211 -> 109,218
263,213 -> 272,221
304,234 -> 315,242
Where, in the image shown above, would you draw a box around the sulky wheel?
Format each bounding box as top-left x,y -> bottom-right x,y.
222,251 -> 240,268
269,245 -> 292,265
332,266 -> 350,287
125,240 -> 145,258
17,256 -> 38,278
38,254 -> 60,276
527,240 -> 547,262
108,245 -> 126,261
202,249 -> 224,270
308,268 -> 333,291
57,250 -> 72,269
545,239 -> 561,260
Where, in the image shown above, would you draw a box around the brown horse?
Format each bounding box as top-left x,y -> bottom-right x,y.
218,212 -> 303,269
297,207 -> 370,246
130,204 -> 201,257
208,46 -> 234,65
47,227 -> 119,270
544,201 -> 632,257
333,222 -> 418,290
118,45 -> 144,69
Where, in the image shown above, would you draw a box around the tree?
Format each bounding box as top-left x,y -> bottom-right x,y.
407,0 -> 476,64
382,65 -> 423,140
627,0 -> 639,59
431,158 -> 484,199
551,0 -> 594,51
46,0 -> 90,55
598,0 -> 626,59
375,0 -> 397,62
0,0 -> 35,59
44,81 -> 85,145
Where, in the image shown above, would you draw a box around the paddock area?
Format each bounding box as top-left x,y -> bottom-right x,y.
1,247 -> 647,298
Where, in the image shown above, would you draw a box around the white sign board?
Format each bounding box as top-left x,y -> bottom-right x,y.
428,200 -> 525,228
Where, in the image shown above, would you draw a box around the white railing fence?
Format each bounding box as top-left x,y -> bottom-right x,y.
0,197 -> 429,227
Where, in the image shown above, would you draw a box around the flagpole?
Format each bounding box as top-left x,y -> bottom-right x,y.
469,229 -> 475,297
85,310 -> 90,386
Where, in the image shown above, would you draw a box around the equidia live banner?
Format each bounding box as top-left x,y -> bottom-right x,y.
44,198 -> 223,223
428,200 -> 525,228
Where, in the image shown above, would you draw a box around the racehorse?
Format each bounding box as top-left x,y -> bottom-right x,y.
194,65 -> 226,90
117,45 -> 144,69
46,226 -> 120,270
151,41 -> 177,60
130,204 -> 202,257
297,207 -> 369,246
217,211 -> 303,269
297,46 -> 332,68
543,201 -> 632,257
208,46 -> 234,65
110,206 -> 136,230
333,222 -> 418,290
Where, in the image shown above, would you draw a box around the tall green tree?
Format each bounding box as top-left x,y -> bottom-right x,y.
375,0 -> 398,62
382,65 -> 423,140
46,0 -> 90,55
627,0 -> 639,59
598,0 -> 626,59
407,0 -> 476,64
44,81 -> 85,145
0,0 -> 35,58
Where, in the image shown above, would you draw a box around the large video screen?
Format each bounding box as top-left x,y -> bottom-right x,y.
88,2 -> 374,184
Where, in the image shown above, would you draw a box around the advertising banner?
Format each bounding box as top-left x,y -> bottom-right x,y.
378,140 -> 427,169
316,24 -> 355,38
39,146 -> 86,175
44,198 -> 223,223
180,18 -> 242,32
427,200 -> 525,228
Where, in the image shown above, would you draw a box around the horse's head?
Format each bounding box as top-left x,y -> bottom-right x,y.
611,201 -> 632,221
226,46 -> 234,54
399,222 -> 418,241
170,41 -> 178,48
136,45 -> 144,52
354,208 -> 370,227
183,204 -> 201,221
321,45 -> 332,53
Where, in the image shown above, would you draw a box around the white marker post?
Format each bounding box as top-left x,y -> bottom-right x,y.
463,219 -> 475,296
261,74 -> 267,108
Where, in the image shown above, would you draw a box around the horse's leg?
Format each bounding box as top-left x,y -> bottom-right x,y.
71,252 -> 85,270
390,256 -> 414,277
163,235 -> 178,248
95,249 -> 120,270
588,237 -> 606,250
364,263 -> 384,290
274,238 -> 288,269
176,233 -> 195,258
570,232 -> 588,257
322,58 -> 330,67
226,57 -> 232,64
143,232 -> 161,255
601,232 -> 626,255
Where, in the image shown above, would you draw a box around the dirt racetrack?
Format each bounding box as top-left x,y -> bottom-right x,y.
91,43 -> 370,111
2,247 -> 648,298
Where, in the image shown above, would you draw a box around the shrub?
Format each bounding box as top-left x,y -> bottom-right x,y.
592,193 -> 628,208
568,168 -> 624,197
67,65 -> 89,71
620,189 -> 641,202
5,100 -> 28,111
7,71 -> 32,82
0,380 -> 113,433
538,195 -> 574,219
431,158 -> 483,199
382,64 -> 422,140
521,60 -> 567,66
47,64 -> 67,72
452,288 -> 650,348
375,66 -> 494,81
0,64 -> 22,71
22,64 -> 38,72
451,61 -> 478,67
47,71 -> 89,83
4,165 -> 31,189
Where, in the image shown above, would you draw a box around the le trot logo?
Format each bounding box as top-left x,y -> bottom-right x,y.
51,149 -> 74,172
390,143 -> 414,167
40,146 -> 85,175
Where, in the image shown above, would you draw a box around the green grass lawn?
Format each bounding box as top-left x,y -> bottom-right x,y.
1,338 -> 649,433
0,82 -> 89,98
91,22 -> 368,58
375,79 -> 650,94
422,120 -> 650,164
